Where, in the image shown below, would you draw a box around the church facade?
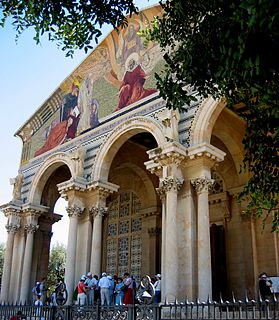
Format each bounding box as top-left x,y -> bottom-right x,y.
1,4 -> 278,304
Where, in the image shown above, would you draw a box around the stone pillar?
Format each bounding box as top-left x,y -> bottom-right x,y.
191,177 -> 214,301
90,206 -> 107,275
160,177 -> 183,301
157,188 -> 166,299
64,204 -> 84,305
0,223 -> 20,302
20,223 -> 39,303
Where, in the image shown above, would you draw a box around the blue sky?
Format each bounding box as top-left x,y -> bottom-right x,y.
0,0 -> 159,244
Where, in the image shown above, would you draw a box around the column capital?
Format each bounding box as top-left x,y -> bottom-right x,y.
24,224 -> 39,234
66,204 -> 85,217
146,141 -> 187,168
87,180 -> 119,199
156,186 -> 166,200
57,177 -> 87,200
5,223 -> 20,234
89,206 -> 108,219
191,176 -> 214,194
187,142 -> 226,166
160,176 -> 184,193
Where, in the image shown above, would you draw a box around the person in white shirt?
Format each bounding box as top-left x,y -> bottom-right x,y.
98,272 -> 111,305
153,274 -> 161,303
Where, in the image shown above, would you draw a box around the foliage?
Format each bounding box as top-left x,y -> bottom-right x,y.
47,243 -> 66,292
0,0 -> 138,56
141,0 -> 279,231
0,243 -> 5,284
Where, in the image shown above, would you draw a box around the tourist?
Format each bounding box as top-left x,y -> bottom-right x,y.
77,275 -> 87,305
39,277 -> 47,305
114,277 -> 125,305
93,275 -> 100,303
85,272 -> 98,305
108,275 -> 115,305
123,272 -> 134,305
9,311 -> 26,320
98,272 -> 110,305
34,295 -> 44,320
153,274 -> 161,303
259,272 -> 273,300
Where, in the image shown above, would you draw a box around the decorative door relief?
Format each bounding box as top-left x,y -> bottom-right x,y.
105,192 -> 142,280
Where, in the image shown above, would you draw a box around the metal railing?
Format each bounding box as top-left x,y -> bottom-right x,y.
0,296 -> 278,320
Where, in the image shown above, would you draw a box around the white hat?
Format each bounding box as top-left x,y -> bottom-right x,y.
87,272 -> 92,277
102,272 -> 107,277
80,275 -> 86,281
156,274 -> 161,279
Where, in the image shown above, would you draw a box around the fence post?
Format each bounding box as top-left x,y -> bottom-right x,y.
127,304 -> 136,320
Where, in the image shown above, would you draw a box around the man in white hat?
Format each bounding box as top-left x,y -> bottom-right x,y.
85,272 -> 98,305
98,272 -> 110,305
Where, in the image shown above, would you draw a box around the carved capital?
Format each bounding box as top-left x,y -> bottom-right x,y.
87,181 -> 119,200
66,205 -> 85,218
25,224 -> 39,234
5,223 -> 20,234
89,206 -> 108,219
161,177 -> 183,193
156,187 -> 166,200
191,177 -> 214,194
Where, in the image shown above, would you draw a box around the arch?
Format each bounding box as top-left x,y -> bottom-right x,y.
92,116 -> 165,182
110,162 -> 158,208
28,152 -> 75,205
190,96 -> 227,146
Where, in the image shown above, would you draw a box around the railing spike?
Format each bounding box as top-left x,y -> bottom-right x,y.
232,291 -> 236,303
245,290 -> 249,302
220,292 -> 224,303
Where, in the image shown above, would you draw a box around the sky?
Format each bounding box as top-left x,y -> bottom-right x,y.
0,0 -> 159,246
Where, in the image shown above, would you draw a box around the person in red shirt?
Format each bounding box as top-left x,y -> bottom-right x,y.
77,275 -> 87,305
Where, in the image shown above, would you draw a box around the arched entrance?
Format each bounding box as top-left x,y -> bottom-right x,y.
31,164 -> 72,292
102,132 -> 161,280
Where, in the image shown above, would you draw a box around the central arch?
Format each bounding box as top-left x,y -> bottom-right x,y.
91,116 -> 166,182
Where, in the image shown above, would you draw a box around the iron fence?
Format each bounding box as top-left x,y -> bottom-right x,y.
0,296 -> 278,320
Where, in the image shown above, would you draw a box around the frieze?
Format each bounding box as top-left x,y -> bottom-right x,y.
66,205 -> 85,217
18,97 -> 165,173
191,177 -> 214,194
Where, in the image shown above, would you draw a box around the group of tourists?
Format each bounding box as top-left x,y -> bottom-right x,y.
75,272 -> 161,306
30,272 -> 161,306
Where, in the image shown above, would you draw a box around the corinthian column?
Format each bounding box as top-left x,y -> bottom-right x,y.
20,223 -> 39,303
191,177 -> 214,301
0,223 -> 20,302
64,204 -> 84,304
160,177 -> 183,300
90,206 -> 107,275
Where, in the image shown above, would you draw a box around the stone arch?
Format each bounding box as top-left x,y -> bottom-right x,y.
189,96 -> 227,146
92,116 -> 165,182
110,162 -> 158,208
28,152 -> 75,205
